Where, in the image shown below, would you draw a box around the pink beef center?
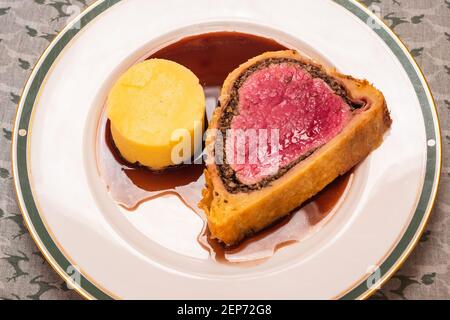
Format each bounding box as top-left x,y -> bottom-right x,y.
227,63 -> 352,185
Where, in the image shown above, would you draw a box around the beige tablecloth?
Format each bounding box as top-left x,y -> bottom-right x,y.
0,0 -> 448,300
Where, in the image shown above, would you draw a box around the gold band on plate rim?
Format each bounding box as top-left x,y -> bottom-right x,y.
11,0 -> 442,300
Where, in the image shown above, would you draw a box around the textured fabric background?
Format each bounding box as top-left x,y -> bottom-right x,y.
0,0 -> 448,300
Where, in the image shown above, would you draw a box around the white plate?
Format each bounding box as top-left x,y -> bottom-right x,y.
12,0 -> 441,299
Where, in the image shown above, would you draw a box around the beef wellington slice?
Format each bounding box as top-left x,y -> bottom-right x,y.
200,50 -> 392,246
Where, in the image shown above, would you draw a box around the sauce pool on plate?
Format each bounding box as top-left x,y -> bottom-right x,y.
96,31 -> 353,265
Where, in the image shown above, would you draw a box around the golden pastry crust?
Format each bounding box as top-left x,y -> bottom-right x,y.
199,50 -> 392,246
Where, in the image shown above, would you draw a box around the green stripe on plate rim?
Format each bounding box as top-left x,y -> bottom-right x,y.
12,0 -> 440,300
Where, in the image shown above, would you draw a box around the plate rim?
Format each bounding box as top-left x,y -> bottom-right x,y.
11,0 -> 442,300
